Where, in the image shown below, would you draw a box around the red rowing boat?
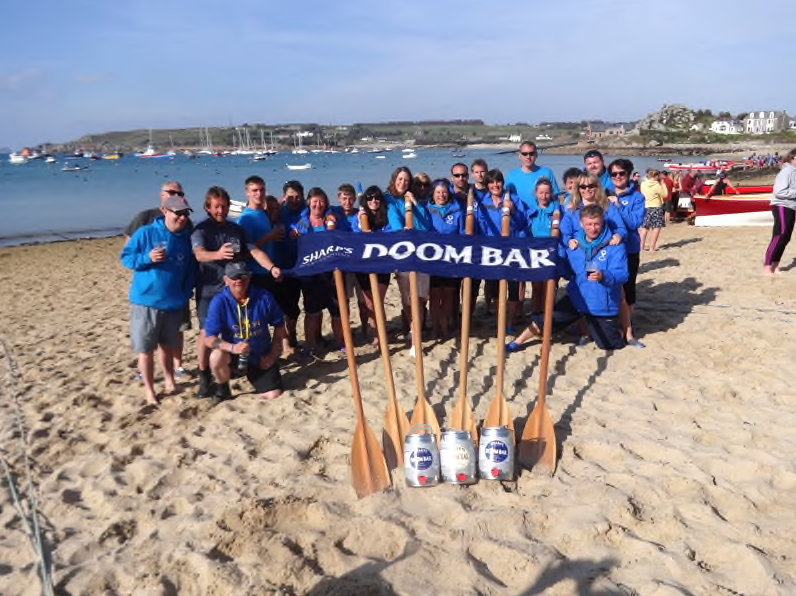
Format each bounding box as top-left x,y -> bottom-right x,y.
692,192 -> 772,227
696,183 -> 773,195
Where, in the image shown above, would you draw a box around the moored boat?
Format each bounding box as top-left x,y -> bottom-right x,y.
8,153 -> 28,165
286,163 -> 312,170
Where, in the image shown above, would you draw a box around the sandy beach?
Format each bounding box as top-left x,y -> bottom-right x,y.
1,222 -> 795,595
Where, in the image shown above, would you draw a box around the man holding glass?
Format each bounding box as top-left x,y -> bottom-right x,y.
121,194 -> 196,405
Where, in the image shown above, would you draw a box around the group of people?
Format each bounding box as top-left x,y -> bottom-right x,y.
121,143 -> 684,406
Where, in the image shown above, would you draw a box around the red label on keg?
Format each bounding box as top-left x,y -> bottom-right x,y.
456,473 -> 468,482
491,467 -> 500,477
418,475 -> 427,484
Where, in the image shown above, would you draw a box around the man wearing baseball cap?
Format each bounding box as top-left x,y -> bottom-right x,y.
203,261 -> 286,403
120,193 -> 196,405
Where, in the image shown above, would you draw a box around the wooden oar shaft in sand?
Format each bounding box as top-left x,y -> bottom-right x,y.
451,188 -> 477,440
404,197 -> 440,441
483,193 -> 513,430
518,210 -> 560,474
358,209 -> 409,469
328,216 -> 390,496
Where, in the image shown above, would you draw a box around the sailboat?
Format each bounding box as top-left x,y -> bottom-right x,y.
252,130 -> 270,160
197,127 -> 218,155
292,132 -> 309,155
136,130 -> 170,159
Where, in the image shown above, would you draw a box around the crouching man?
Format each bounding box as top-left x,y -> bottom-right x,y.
203,261 -> 286,403
565,204 -> 629,350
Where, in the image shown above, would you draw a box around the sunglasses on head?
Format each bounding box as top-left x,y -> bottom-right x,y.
163,189 -> 185,197
520,151 -> 537,157
610,171 -> 627,178
579,184 -> 597,190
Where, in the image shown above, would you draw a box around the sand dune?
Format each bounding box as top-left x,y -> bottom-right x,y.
1,223 -> 795,594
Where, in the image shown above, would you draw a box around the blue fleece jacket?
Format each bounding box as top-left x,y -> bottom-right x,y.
564,226 -> 628,316
559,203 -> 628,246
474,192 -> 527,238
120,218 -> 195,310
428,202 -> 465,234
610,184 -> 645,254
525,199 -> 563,238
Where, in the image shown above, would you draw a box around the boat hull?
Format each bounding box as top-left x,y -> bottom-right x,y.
692,193 -> 773,227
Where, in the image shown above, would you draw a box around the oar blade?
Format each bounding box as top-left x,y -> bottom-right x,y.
410,402 -> 440,443
484,395 -> 513,430
351,423 -> 391,498
449,400 -> 479,446
518,401 -> 557,474
383,400 -> 410,469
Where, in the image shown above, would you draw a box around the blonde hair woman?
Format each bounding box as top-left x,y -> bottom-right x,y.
639,168 -> 667,251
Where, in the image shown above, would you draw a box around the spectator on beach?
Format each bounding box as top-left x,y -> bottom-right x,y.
631,171 -> 642,187
237,176 -> 285,292
606,159 -> 645,347
123,180 -> 193,377
583,149 -> 613,191
763,148 -> 796,276
639,169 -> 667,252
356,185 -> 392,347
192,186 -> 280,399
506,141 -> 559,210
203,261 -> 286,403
660,170 -> 675,225
471,158 -> 489,202
427,179 -> 464,339
289,187 -> 344,356
120,194 -> 196,405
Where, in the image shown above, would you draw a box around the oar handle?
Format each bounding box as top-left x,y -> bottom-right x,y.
536,210 -> 561,406
495,191 -> 511,404
456,188 -> 475,420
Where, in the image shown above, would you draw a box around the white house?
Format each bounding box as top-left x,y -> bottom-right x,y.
710,120 -> 742,134
744,110 -> 789,134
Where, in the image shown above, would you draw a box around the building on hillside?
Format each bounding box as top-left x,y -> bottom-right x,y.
710,120 -> 743,134
583,122 -> 626,142
744,111 -> 789,134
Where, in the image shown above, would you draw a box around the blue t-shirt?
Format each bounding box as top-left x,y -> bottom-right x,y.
330,206 -> 361,232
237,207 -> 275,274
505,166 -> 560,210
204,286 -> 285,361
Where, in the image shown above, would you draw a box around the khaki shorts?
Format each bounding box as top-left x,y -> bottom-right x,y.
396,271 -> 430,307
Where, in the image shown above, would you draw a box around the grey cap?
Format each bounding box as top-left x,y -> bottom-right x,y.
163,195 -> 193,212
224,261 -> 251,279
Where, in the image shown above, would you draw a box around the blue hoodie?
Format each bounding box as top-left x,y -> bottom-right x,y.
564,225 -> 628,316
474,192 -> 527,238
428,201 -> 465,234
559,203 -> 628,246
120,218 -> 195,310
610,184 -> 645,254
525,199 -> 563,238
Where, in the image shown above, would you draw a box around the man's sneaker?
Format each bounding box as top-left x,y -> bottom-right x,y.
212,382 -> 232,405
174,366 -> 187,379
196,370 -> 213,399
506,341 -> 520,354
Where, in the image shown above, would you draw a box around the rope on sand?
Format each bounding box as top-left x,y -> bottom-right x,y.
0,338 -> 54,596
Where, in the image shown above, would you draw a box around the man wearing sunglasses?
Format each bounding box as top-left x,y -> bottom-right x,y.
121,194 -> 196,405
583,149 -> 613,192
505,141 -> 559,211
123,181 -> 193,378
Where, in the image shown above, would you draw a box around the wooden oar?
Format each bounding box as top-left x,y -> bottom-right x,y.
405,196 -> 441,441
518,211 -> 560,474
359,210 -> 410,469
329,218 -> 390,497
449,188 -> 478,443
483,192 -> 514,430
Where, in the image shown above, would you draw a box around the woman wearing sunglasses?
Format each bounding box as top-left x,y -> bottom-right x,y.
560,173 -> 626,250
356,186 -> 392,347
606,159 -> 645,348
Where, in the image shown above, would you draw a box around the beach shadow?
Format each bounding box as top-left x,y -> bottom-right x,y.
555,351 -> 612,450
657,237 -> 702,250
518,556 -> 623,595
635,276 -> 718,336
306,540 -> 419,596
638,257 -> 679,274
778,258 -> 796,272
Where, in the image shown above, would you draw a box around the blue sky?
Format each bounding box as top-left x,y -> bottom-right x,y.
1,0 -> 791,149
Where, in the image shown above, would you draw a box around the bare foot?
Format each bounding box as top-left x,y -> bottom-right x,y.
762,267 -> 776,277
258,390 -> 282,400
144,390 -> 160,406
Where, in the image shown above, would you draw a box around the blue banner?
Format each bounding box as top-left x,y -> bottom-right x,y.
284,230 -> 559,282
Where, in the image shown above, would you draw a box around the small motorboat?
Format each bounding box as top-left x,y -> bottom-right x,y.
286,163 -> 312,170
61,164 -> 87,172
8,153 -> 28,165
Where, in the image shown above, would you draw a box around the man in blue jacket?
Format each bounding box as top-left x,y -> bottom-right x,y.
204,262 -> 286,403
121,194 -> 196,404
565,204 -> 628,350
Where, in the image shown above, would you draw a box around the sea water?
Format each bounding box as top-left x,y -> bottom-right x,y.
0,149 -> 667,247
